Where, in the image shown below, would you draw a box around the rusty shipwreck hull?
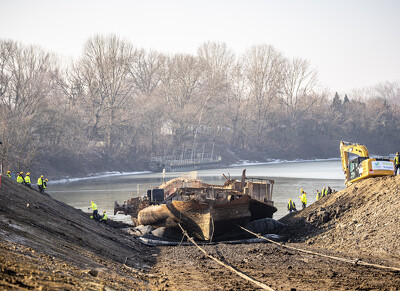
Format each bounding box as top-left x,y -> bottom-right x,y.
115,169 -> 277,241
136,193 -> 276,241
165,195 -> 252,241
136,193 -> 253,241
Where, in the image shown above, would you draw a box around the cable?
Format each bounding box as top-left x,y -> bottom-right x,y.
237,225 -> 400,272
178,223 -> 274,291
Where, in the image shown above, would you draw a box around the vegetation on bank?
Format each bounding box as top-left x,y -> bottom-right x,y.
0,36 -> 399,178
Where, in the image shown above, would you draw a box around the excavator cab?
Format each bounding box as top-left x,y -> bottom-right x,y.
348,156 -> 368,181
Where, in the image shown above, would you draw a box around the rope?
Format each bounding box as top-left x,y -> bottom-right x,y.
178,223 -> 274,291
237,225 -> 400,272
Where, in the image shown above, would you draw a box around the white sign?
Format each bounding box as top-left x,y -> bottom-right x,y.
371,161 -> 394,171
358,166 -> 363,174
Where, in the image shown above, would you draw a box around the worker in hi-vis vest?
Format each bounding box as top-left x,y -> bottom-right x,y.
17,172 -> 25,184
89,201 -> 99,220
24,172 -> 31,188
299,189 -> 307,209
287,199 -> 296,212
37,175 -> 45,193
395,152 -> 400,176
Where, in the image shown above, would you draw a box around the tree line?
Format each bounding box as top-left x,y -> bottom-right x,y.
0,35 -> 399,178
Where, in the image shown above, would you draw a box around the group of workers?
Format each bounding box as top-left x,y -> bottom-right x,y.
287,186 -> 333,212
7,170 -> 48,194
88,201 -> 108,223
316,186 -> 332,200
6,171 -> 108,223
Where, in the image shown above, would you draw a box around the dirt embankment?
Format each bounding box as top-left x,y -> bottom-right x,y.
0,177 -> 157,289
279,175 -> 400,264
1,175 -> 400,290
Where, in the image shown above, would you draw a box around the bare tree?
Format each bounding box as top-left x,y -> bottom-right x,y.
127,49 -> 165,95
159,53 -> 205,144
73,34 -> 135,157
241,44 -> 284,146
0,40 -> 60,171
191,42 -> 236,144
371,81 -> 400,105
279,57 -> 318,120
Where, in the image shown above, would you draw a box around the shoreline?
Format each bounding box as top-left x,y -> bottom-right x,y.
49,157 -> 342,184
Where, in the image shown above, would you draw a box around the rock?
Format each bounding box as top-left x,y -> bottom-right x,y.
245,218 -> 285,234
151,227 -> 182,240
88,269 -> 98,277
322,212 -> 330,223
134,225 -> 154,235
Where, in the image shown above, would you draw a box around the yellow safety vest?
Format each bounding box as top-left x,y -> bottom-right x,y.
24,176 -> 31,184
300,193 -> 307,204
17,175 -> 24,183
90,202 -> 98,210
102,214 -> 108,220
37,178 -> 43,186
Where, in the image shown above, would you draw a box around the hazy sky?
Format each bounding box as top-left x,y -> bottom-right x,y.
1,0 -> 399,94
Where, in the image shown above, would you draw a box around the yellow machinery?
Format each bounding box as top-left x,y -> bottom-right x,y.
340,141 -> 394,187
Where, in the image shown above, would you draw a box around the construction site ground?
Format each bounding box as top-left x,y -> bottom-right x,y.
1,175 -> 400,290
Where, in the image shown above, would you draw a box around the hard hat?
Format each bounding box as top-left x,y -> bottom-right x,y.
300,188 -> 303,192
45,179 -> 48,181
41,175 -> 43,178
289,198 -> 292,201
27,172 -> 30,175
7,170 -> 10,173
20,172 -> 23,174
103,210 -> 106,213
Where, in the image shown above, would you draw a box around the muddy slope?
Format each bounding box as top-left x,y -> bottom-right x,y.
0,176 -> 155,289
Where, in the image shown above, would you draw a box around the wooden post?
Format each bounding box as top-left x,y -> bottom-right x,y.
162,168 -> 166,184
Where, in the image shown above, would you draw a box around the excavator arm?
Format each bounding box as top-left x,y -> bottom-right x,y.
340,141 -> 369,184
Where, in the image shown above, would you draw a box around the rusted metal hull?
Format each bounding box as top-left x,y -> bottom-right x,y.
166,195 -> 252,241
136,194 -> 276,241
115,169 -> 277,240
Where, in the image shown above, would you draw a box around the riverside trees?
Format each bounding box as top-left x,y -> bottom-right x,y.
0,36 -> 399,176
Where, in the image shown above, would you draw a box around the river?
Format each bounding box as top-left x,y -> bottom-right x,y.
47,159 -> 346,223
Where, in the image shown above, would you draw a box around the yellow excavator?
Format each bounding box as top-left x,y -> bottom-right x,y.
340,141 -> 394,187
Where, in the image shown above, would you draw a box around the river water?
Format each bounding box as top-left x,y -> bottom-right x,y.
47,159 -> 346,223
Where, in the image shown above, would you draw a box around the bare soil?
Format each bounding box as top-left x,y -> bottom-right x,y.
1,175 -> 400,290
